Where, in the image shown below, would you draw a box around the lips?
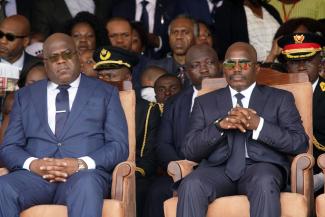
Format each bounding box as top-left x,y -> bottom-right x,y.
230,74 -> 246,81
0,46 -> 8,53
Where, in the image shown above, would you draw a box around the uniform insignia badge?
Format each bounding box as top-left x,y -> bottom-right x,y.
320,82 -> 325,92
293,34 -> 305,44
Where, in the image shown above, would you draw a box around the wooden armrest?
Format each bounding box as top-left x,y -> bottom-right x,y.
167,160 -> 198,182
0,167 -> 9,176
111,161 -> 135,201
291,153 -> 314,195
317,153 -> 325,170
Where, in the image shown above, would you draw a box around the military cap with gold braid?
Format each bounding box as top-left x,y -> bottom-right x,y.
93,46 -> 139,70
278,32 -> 325,60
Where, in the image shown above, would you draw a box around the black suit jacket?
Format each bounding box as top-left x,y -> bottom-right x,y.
182,85 -> 308,181
156,87 -> 194,169
313,76 -> 325,172
180,0 -> 282,60
135,97 -> 161,177
31,0 -> 113,37
112,0 -> 181,58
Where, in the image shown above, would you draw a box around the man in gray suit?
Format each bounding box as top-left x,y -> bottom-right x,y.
176,42 -> 308,217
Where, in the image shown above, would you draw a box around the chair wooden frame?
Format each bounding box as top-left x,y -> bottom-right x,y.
164,71 -> 315,217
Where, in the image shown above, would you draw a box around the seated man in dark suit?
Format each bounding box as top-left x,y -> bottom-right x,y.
177,42 -> 308,217
144,44 -> 222,217
0,33 -> 129,217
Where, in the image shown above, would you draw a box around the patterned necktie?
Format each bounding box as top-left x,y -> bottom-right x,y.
140,0 -> 149,33
55,84 -> 70,136
225,93 -> 246,181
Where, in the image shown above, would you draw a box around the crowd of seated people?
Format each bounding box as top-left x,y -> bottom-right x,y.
0,1 -> 324,217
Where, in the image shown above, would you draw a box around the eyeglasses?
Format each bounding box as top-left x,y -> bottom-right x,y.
43,50 -> 77,63
0,30 -> 27,41
223,59 -> 254,70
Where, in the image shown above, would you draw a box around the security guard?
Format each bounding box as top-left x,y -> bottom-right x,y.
278,32 -> 325,193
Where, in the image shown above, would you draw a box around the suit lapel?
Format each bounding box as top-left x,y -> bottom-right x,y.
216,87 -> 234,147
59,74 -> 96,140
248,85 -> 267,117
30,79 -> 56,140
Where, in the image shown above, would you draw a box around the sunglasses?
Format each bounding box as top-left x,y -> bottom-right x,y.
43,50 -> 77,63
223,59 -> 254,70
0,30 -> 27,42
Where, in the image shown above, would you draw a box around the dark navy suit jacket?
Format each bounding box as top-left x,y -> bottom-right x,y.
156,87 -> 194,169
0,74 -> 129,174
183,85 -> 308,181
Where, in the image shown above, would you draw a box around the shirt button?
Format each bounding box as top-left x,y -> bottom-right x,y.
58,143 -> 62,146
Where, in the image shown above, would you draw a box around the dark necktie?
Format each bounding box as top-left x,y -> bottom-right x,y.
225,93 -> 246,181
209,0 -> 221,24
55,85 -> 70,137
0,0 -> 7,21
140,0 -> 149,33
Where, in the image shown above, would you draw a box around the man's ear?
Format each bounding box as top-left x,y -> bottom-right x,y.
255,63 -> 261,75
23,36 -> 30,48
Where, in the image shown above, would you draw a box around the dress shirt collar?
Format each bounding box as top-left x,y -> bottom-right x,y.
136,0 -> 156,5
47,73 -> 81,91
312,77 -> 319,92
1,52 -> 25,70
229,82 -> 256,100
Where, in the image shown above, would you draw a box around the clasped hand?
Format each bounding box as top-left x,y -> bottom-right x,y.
30,158 -> 79,183
219,105 -> 260,133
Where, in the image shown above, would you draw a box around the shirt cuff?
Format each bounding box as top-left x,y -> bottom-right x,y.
252,117 -> 264,140
154,36 -> 163,52
79,156 -> 96,169
23,157 -> 38,171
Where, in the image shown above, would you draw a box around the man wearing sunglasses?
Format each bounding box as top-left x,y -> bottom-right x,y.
0,33 -> 129,217
176,42 -> 308,217
278,32 -> 325,195
0,15 -> 39,121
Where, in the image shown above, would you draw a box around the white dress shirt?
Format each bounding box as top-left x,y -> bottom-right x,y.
312,77 -> 319,92
228,83 -> 264,158
64,0 -> 95,17
1,52 -> 25,71
4,0 -> 17,17
135,0 -> 156,33
23,74 -> 96,170
190,86 -> 198,113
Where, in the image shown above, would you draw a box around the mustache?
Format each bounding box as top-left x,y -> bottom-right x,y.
229,74 -> 246,80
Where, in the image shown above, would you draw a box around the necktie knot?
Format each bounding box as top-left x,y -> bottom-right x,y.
57,84 -> 71,92
141,0 -> 148,7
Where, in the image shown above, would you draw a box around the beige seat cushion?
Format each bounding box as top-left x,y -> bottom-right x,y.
164,192 -> 307,217
20,199 -> 123,217
316,194 -> 325,217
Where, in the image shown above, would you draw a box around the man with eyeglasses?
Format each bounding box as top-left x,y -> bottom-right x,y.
176,42 -> 308,217
278,32 -> 325,194
0,33 -> 129,217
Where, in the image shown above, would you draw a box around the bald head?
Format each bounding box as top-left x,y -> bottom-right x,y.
185,44 -> 221,88
186,44 -> 218,66
1,15 -> 30,35
141,66 -> 167,87
223,42 -> 259,92
43,33 -> 80,85
0,15 -> 31,62
43,33 -> 76,56
225,42 -> 257,62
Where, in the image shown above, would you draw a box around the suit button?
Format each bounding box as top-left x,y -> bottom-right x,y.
58,143 -> 62,146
